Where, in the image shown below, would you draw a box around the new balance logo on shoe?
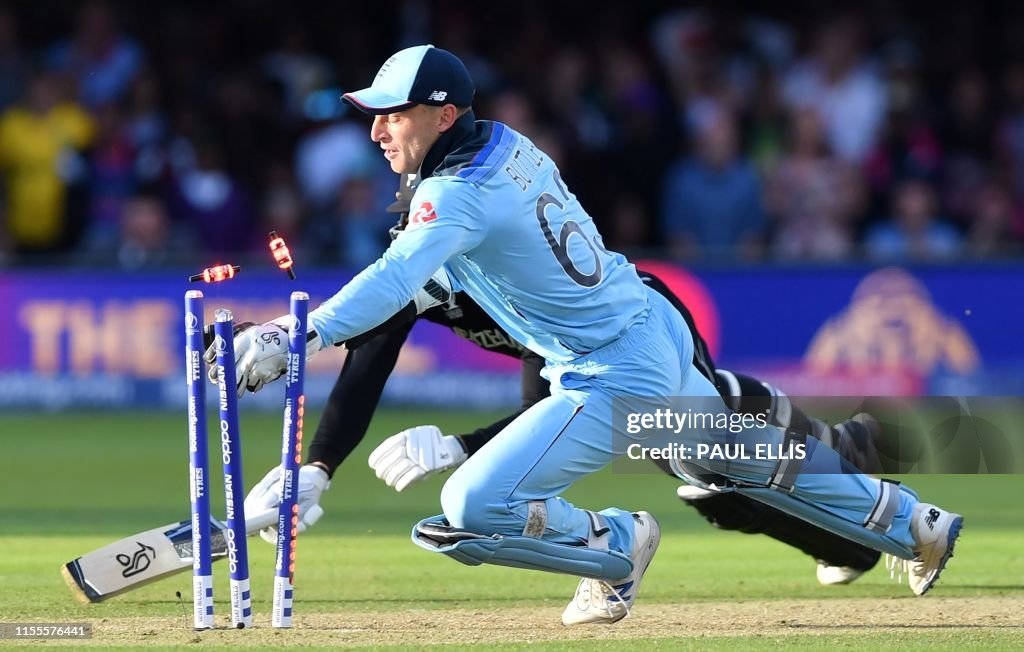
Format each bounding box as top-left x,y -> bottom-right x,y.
925,508 -> 941,530
428,90 -> 448,101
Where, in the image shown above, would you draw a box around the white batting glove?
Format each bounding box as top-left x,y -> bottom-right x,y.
412,268 -> 455,314
367,425 -> 468,492
243,464 -> 331,545
205,315 -> 322,397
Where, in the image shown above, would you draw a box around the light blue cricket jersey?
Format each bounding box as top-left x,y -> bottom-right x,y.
309,116 -> 649,363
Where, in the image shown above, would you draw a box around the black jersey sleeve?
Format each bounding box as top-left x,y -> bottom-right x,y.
306,319 -> 416,477
518,349 -> 550,409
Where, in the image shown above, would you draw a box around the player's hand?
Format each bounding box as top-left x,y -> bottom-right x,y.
202,321 -> 257,352
368,425 -> 468,492
204,320 -> 286,396
204,316 -> 322,397
243,464 -> 331,544
203,322 -> 258,395
412,268 -> 455,314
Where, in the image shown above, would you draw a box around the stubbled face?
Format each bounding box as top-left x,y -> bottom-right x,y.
371,105 -> 448,174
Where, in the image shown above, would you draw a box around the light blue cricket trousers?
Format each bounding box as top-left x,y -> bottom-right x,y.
440,287 -> 919,556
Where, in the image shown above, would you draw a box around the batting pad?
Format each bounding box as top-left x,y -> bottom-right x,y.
412,516 -> 634,580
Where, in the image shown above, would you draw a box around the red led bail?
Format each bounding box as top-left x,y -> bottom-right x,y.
269,231 -> 296,280
189,264 -> 241,283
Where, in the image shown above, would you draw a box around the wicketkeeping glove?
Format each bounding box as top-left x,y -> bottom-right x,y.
243,464 -> 330,545
367,425 -> 468,492
204,315 -> 323,397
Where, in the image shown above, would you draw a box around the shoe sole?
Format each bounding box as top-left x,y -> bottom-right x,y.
918,515 -> 963,596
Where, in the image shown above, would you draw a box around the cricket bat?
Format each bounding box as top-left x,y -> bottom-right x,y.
61,518 -> 231,603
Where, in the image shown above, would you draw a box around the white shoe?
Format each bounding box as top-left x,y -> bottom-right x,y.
816,562 -> 866,585
561,512 -> 660,625
676,484 -> 717,501
886,503 -> 963,596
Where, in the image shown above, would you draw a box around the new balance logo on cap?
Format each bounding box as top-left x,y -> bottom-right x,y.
342,45 -> 475,115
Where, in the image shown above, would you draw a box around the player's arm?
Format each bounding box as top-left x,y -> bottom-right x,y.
242,314 -> 419,543
221,221 -> 463,538
344,303 -> 418,351
369,349 -> 550,490
309,179 -> 484,347
310,321 -> 417,476
215,178 -> 482,395
204,268 -> 452,397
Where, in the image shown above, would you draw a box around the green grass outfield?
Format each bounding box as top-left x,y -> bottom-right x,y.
1,409 -> 1022,649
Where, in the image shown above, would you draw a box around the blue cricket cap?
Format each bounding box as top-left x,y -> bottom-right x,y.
342,45 -> 475,115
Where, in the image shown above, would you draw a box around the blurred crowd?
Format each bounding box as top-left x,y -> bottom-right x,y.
1,0 -> 1023,269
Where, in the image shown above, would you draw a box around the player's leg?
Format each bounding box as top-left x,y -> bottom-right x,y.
669,364 -> 962,596
439,391 -> 630,547
417,291 -> 688,623
435,285 -> 689,549
717,369 -> 883,474
432,384 -> 661,624
675,486 -> 881,584
696,369 -> 883,583
645,272 -> 885,583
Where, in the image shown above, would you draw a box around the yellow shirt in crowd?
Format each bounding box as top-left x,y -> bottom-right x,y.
0,104 -> 95,248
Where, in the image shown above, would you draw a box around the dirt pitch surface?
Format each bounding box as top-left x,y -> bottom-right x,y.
42,597 -> 1024,648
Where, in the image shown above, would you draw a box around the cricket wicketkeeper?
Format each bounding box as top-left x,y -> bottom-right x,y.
216,44 -> 962,624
